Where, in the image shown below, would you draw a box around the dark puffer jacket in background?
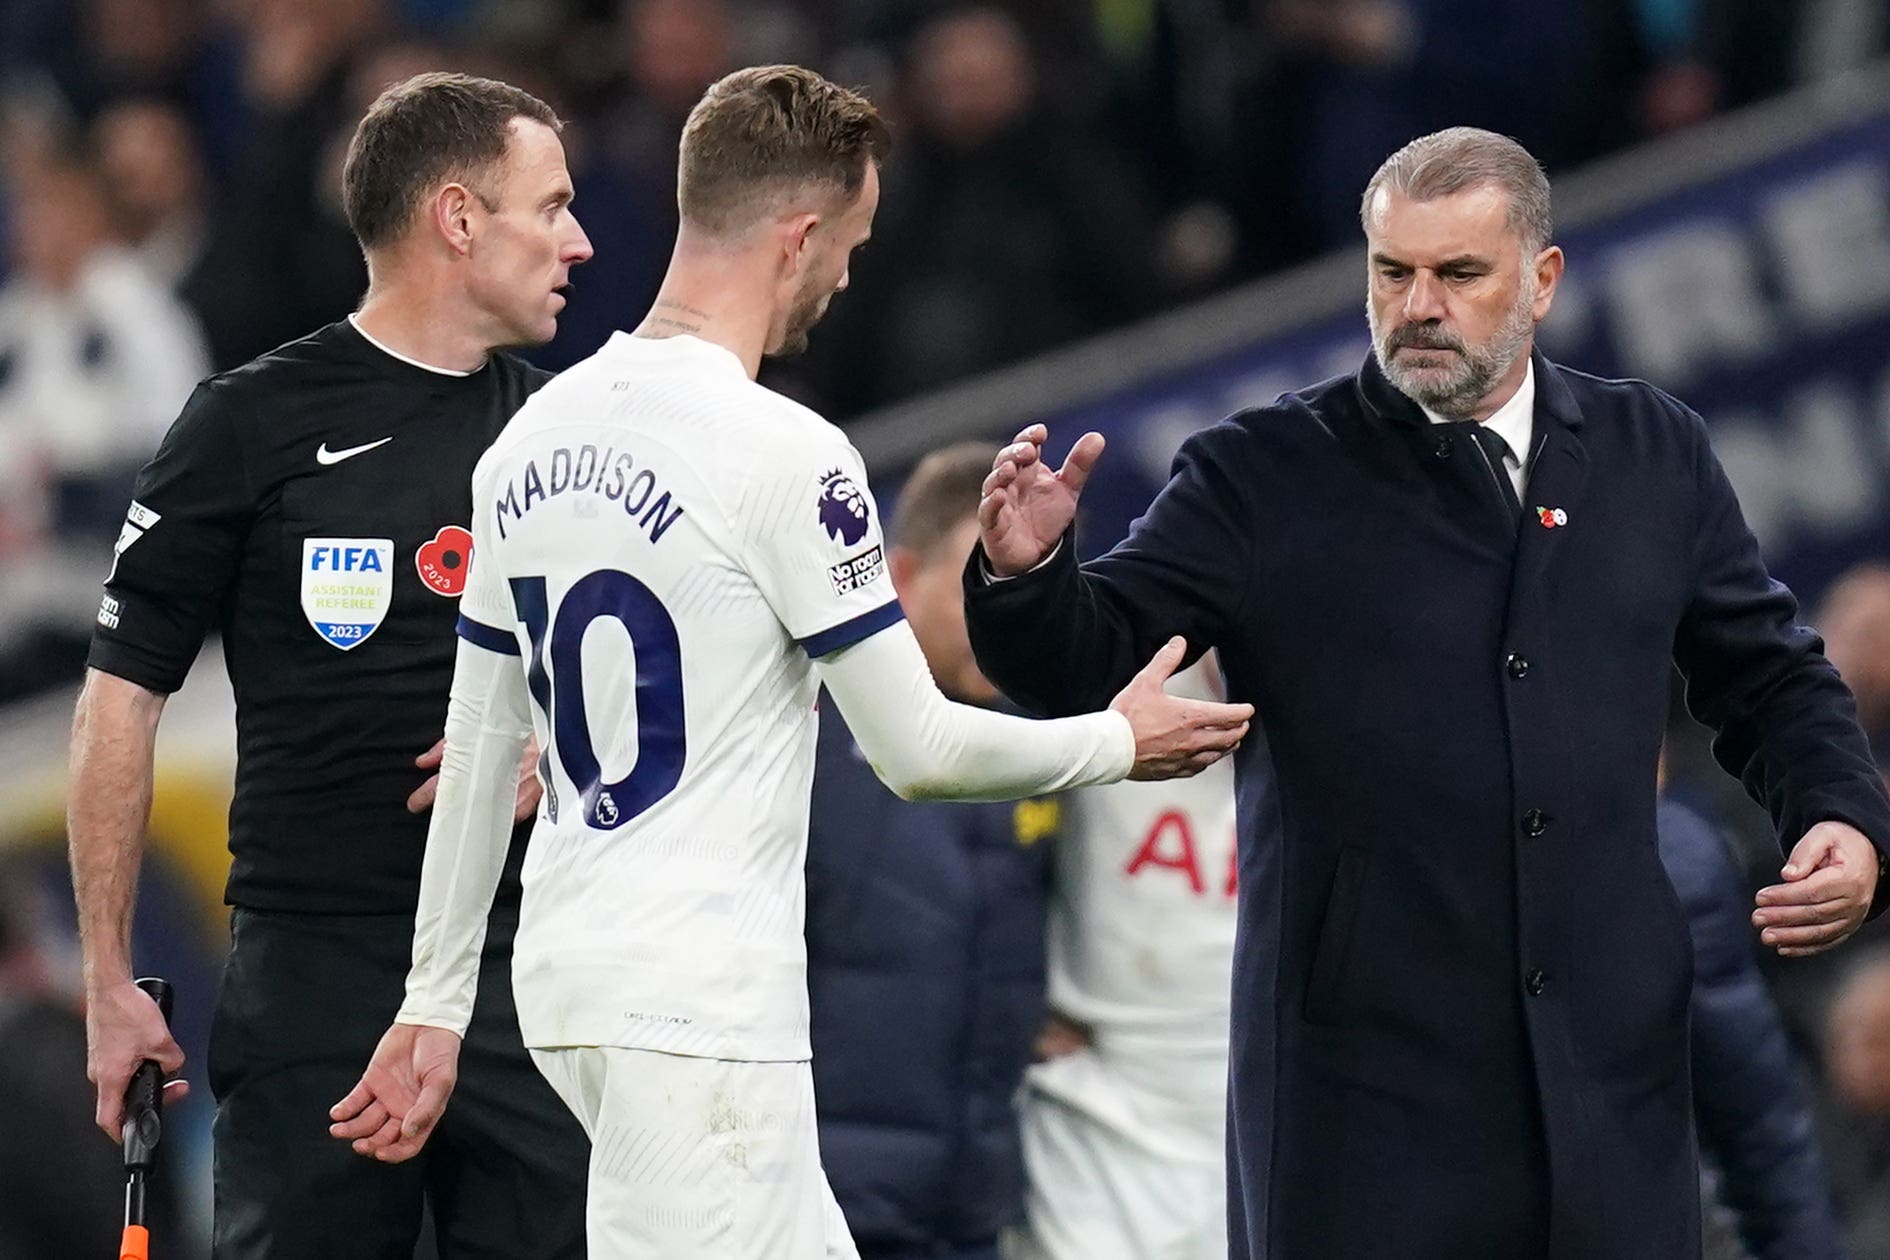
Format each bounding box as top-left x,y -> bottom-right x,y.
806,697 -> 1057,1260
1660,796 -> 1845,1260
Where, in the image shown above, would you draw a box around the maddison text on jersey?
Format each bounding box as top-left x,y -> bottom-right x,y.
494,442 -> 686,543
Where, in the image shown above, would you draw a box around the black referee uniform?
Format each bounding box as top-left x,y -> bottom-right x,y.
88,319 -> 588,1259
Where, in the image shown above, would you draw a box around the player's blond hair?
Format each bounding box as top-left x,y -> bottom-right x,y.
678,65 -> 889,236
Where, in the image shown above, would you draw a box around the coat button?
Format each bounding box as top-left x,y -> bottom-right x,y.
1521,808 -> 1550,837
1433,436 -> 1455,459
1505,653 -> 1530,679
1525,968 -> 1548,996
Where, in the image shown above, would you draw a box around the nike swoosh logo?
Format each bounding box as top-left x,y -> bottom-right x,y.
316,437 -> 394,465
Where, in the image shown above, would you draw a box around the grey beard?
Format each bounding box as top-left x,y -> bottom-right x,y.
1374,291 -> 1536,419
1391,345 -> 1507,418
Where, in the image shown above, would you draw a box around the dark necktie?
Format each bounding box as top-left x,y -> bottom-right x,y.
1456,423 -> 1521,523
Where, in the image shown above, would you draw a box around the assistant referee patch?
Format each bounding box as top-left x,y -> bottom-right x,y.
300,538 -> 393,650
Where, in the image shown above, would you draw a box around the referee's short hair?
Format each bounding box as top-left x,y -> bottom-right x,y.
1361,127 -> 1554,256
343,72 -> 562,252
678,65 -> 889,237
892,442 -> 994,562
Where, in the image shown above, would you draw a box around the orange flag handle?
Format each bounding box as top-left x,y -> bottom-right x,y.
120,1224 -> 150,1260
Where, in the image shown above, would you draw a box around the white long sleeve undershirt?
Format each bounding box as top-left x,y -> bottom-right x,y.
816,618 -> 1132,801
396,639 -> 532,1035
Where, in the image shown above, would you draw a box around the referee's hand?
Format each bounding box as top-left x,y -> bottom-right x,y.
86,979 -> 189,1138
408,737 -> 545,822
330,1022 -> 461,1163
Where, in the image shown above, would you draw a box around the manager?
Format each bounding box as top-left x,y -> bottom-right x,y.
963,127 -> 1890,1259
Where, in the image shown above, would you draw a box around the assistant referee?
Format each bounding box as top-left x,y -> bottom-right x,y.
68,74 -> 593,1258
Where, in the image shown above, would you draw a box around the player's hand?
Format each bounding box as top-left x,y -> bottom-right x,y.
977,424 -> 1105,577
330,1022 -> 462,1163
86,979 -> 188,1138
409,737 -> 544,823
1752,821 -> 1883,957
513,740 -> 544,823
1110,637 -> 1253,781
1034,1011 -> 1092,1062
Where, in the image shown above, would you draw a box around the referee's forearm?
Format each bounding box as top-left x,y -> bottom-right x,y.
66,668 -> 167,992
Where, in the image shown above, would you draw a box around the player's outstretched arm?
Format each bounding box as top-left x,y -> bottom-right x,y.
332,636 -> 532,1160
819,624 -> 1250,802
69,669 -> 190,1137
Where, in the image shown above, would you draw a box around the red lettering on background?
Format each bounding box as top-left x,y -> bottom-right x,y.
1124,810 -> 1205,894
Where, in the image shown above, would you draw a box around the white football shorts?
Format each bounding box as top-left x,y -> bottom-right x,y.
1005,1044 -> 1227,1260
530,1046 -> 859,1260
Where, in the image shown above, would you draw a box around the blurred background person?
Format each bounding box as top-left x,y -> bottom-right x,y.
1256,0 -> 1593,250
1817,564 -> 1890,774
0,142 -> 210,703
1810,564 -> 1890,1260
89,96 -> 250,371
0,148 -> 209,543
1666,557 -> 1890,1067
537,0 -> 737,370
1823,950 -> 1890,1259
204,0 -> 386,365
1658,787 -> 1847,1260
787,6 -> 1156,416
0,857 -> 180,1259
806,442 -> 1056,1260
1011,655 -> 1241,1260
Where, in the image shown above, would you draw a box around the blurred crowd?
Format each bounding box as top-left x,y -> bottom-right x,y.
0,0 -> 1886,624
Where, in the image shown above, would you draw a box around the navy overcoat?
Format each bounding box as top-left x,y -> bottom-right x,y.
962,350 -> 1890,1260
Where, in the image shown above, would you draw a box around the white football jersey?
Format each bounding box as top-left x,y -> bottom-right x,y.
1045,658 -> 1239,1053
456,332 -> 905,1062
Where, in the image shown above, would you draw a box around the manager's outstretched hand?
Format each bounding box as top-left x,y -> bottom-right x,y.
978,424 -> 1106,577
330,1022 -> 462,1163
1752,821 -> 1883,956
1111,637 -> 1253,780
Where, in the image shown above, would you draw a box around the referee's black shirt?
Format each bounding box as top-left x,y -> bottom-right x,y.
88,319 -> 549,914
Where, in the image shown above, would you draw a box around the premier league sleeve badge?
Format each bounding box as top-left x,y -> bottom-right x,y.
817,469 -> 871,547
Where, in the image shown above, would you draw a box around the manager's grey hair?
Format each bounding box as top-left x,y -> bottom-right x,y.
1360,127 -> 1554,256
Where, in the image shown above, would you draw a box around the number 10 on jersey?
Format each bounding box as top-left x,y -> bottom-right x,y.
511,572 -> 686,830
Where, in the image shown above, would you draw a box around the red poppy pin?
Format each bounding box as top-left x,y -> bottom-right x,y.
415,525 -> 474,596
1535,506 -> 1568,530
